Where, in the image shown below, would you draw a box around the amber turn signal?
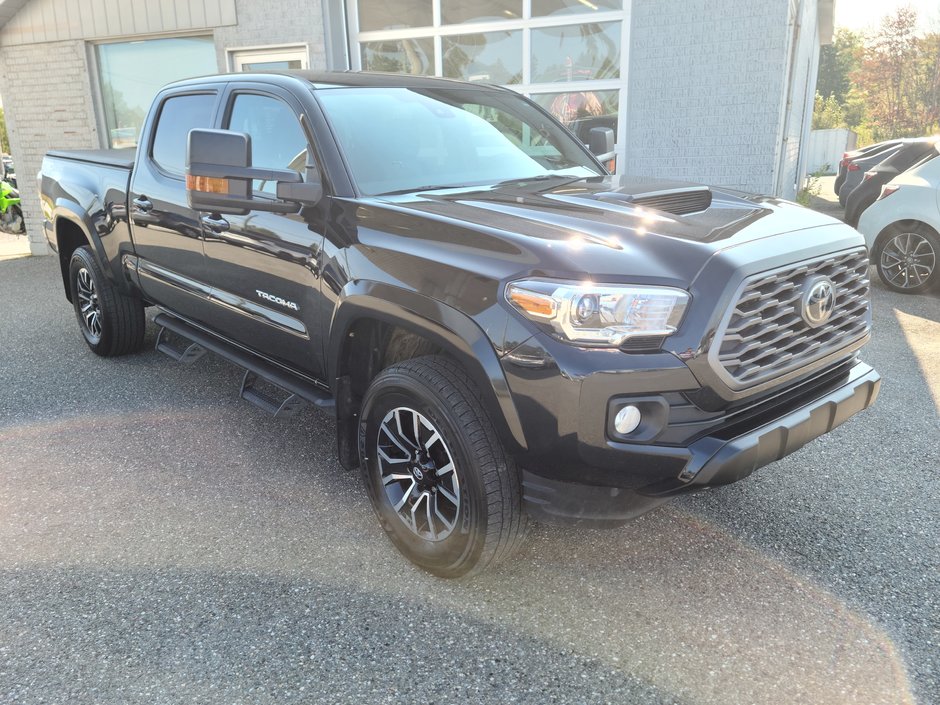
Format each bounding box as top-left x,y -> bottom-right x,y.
186,174 -> 230,194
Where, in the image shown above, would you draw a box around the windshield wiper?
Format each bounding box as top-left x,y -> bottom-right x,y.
494,174 -> 589,189
375,184 -> 464,197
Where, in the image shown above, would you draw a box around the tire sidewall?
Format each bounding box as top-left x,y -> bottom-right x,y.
69,248 -> 110,352
359,370 -> 488,577
874,225 -> 940,294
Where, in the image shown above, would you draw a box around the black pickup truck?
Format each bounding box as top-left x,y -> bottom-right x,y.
40,71 -> 880,577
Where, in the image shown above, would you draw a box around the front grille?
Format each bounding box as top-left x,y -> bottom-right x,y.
711,248 -> 870,388
631,188 -> 712,215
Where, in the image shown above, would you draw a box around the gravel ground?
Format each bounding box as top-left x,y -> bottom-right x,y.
0,256 -> 937,705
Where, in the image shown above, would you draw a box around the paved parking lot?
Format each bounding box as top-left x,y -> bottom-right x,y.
0,256 -> 937,705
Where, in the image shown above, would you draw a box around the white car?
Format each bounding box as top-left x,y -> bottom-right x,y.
857,146 -> 940,293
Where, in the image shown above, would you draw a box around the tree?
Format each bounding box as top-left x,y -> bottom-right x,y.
817,29 -> 863,104
812,93 -> 847,129
0,107 -> 9,155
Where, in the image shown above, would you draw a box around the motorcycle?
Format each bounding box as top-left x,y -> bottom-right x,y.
0,178 -> 25,235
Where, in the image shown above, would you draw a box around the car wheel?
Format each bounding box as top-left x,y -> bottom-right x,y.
874,224 -> 940,294
359,355 -> 527,578
69,245 -> 146,356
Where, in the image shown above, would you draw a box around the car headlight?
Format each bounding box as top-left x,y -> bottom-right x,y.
506,279 -> 689,347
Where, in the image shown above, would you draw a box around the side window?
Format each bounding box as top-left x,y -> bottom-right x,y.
151,93 -> 217,176
227,93 -> 308,194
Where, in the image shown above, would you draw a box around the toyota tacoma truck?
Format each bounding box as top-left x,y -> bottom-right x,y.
39,72 -> 880,577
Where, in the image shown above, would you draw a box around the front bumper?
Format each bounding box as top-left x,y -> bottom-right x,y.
522,361 -> 881,522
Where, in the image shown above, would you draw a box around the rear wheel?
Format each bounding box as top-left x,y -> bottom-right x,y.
874,224 -> 940,294
359,355 -> 527,578
69,246 -> 146,356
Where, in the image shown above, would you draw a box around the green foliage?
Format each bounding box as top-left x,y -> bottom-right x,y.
0,108 -> 9,155
796,166 -> 829,206
816,8 -> 940,144
812,93 -> 847,129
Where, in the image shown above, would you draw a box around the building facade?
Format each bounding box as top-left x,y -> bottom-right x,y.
0,0 -> 833,256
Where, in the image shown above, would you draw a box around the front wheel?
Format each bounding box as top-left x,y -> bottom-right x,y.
359,356 -> 527,578
874,224 -> 940,294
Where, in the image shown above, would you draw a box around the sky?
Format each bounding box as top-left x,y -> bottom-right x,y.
835,0 -> 940,34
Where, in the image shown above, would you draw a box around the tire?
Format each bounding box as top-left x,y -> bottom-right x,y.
874,224 -> 940,294
359,355 -> 527,578
69,245 -> 146,356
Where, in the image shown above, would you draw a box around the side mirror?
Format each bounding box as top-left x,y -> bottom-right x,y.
588,127 -> 615,158
186,128 -> 321,215
588,127 -> 617,173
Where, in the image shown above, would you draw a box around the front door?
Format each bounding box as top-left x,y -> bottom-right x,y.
200,85 -> 327,378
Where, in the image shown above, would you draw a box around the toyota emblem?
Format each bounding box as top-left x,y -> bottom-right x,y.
801,276 -> 836,327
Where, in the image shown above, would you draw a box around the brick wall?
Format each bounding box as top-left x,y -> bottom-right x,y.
214,0 -> 327,71
0,40 -> 99,255
626,0 -> 791,195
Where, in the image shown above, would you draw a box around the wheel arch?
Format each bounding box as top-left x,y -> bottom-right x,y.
52,203 -> 109,303
328,281 -> 527,470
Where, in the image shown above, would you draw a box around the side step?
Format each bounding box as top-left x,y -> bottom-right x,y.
155,326 -> 207,364
154,312 -> 335,416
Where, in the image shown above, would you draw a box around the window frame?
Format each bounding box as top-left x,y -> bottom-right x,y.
219,84 -> 326,204
227,44 -> 311,72
344,0 -> 631,165
90,33 -> 218,151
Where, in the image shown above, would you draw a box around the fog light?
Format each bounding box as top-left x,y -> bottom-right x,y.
614,405 -> 642,435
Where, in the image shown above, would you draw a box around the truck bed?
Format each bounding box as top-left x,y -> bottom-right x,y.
46,148 -> 136,170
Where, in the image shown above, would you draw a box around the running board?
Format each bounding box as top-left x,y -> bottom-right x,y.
155,326 -> 207,364
153,312 -> 335,416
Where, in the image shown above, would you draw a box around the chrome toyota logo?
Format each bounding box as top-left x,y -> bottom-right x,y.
801,276 -> 836,327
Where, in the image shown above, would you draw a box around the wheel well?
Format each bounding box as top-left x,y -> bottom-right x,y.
334,318 -> 447,470
875,220 -> 939,251
55,219 -> 90,302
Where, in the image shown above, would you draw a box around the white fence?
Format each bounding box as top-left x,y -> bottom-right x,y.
805,128 -> 858,175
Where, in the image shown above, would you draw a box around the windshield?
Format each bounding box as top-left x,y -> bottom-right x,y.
315,86 -> 604,196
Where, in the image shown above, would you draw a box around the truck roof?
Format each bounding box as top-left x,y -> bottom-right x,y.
164,70 -> 507,92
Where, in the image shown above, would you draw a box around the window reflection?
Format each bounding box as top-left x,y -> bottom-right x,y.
443,31 -> 523,84
531,0 -> 621,17
227,94 -> 308,194
532,89 -> 618,144
530,22 -> 620,83
96,36 -> 217,149
358,0 -> 432,31
362,38 -> 435,75
441,0 -> 522,24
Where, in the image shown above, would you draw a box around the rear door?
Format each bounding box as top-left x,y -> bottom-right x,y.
199,83 -> 327,377
129,86 -> 222,320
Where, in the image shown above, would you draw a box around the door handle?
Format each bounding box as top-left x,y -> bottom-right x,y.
132,196 -> 153,213
201,214 -> 230,233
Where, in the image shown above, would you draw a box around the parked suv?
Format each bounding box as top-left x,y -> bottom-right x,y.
39,72 -> 880,577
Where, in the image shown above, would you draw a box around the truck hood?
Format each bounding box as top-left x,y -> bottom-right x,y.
361,174 -> 856,286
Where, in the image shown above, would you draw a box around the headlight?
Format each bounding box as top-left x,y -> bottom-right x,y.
506,279 -> 689,347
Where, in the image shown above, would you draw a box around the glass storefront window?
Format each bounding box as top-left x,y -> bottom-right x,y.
530,0 -> 621,17
443,31 -> 522,84
440,0 -> 522,24
530,22 -> 620,83
358,0 -> 433,31
96,36 -> 217,149
362,38 -> 435,75
532,89 -> 618,144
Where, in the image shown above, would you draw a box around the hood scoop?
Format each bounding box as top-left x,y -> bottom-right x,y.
595,186 -> 713,216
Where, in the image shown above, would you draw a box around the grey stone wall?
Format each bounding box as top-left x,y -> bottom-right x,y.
626,0 -> 791,196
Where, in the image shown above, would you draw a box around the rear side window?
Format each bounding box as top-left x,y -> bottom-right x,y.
151,93 -> 216,176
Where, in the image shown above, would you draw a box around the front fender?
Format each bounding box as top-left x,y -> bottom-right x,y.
329,280 -> 527,452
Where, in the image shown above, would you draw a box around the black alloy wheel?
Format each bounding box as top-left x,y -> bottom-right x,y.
360,356 -> 527,578
69,246 -> 146,356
